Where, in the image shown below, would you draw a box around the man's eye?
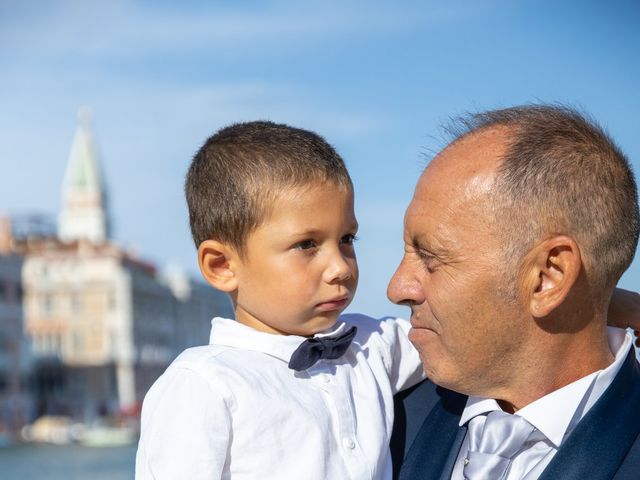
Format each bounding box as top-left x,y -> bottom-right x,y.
341,234 -> 358,245
296,240 -> 316,250
417,250 -> 432,261
417,250 -> 438,272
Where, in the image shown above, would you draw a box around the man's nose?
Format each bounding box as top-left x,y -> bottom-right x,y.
387,259 -> 423,305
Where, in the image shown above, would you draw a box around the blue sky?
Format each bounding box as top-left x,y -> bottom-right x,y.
1,0 -> 638,318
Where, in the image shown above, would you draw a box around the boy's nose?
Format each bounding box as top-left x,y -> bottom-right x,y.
325,253 -> 353,283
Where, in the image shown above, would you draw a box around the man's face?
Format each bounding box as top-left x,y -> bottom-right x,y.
387,128 -> 525,396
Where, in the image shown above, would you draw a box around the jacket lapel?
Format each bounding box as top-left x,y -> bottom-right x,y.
539,351 -> 640,480
399,387 -> 467,480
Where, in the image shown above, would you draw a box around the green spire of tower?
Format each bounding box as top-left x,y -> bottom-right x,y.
58,107 -> 110,243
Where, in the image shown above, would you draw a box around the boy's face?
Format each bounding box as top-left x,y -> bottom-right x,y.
233,182 -> 359,336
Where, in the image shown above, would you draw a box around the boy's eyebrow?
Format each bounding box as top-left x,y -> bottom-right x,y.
289,222 -> 359,237
289,228 -> 322,237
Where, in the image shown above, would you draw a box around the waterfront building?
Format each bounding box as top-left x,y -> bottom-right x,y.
19,110 -> 233,420
0,222 -> 34,436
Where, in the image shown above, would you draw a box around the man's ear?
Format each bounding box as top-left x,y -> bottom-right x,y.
521,235 -> 582,318
198,240 -> 240,292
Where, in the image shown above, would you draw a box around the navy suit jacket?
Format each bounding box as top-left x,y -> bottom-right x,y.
391,350 -> 640,480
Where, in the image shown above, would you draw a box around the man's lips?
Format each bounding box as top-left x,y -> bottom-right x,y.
316,296 -> 350,311
408,321 -> 438,345
410,316 -> 437,332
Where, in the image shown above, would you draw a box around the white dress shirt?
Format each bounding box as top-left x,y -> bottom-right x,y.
135,314 -> 423,480
451,327 -> 633,480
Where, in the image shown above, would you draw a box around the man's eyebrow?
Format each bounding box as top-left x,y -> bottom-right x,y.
410,234 -> 449,257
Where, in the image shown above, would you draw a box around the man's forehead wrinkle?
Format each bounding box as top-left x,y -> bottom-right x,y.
414,171 -> 496,225
402,129 -> 509,262
405,195 -> 458,252
418,129 -> 507,215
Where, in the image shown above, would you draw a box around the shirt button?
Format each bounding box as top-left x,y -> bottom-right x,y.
321,374 -> 331,384
342,437 -> 356,450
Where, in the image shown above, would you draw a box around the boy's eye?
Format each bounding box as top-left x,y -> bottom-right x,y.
295,239 -> 316,250
341,234 -> 358,245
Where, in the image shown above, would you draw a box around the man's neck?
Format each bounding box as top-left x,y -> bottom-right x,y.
496,324 -> 614,413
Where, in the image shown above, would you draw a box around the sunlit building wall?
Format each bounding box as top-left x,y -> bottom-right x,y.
22,240 -> 232,418
0,244 -> 33,435
18,110 -> 233,420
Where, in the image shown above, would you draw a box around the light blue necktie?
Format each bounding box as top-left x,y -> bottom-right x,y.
463,410 -> 535,480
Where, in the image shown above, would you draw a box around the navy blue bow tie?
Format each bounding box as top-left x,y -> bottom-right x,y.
288,326 -> 358,371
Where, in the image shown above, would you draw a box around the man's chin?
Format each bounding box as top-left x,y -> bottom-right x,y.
418,355 -> 460,392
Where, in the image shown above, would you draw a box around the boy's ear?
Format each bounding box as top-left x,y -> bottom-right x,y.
520,235 -> 582,318
198,240 -> 240,292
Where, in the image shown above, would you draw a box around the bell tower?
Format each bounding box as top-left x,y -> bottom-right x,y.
58,107 -> 110,244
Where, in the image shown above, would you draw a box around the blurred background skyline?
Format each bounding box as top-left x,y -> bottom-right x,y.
1,0 -> 639,320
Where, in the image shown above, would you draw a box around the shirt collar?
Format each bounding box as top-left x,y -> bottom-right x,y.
459,327 -> 632,448
208,317 -> 349,364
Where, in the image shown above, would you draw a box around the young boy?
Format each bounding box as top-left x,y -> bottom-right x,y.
135,121 -> 424,480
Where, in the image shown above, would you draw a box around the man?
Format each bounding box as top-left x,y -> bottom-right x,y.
388,105 -> 640,479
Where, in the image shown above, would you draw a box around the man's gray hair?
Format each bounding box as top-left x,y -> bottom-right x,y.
450,104 -> 639,290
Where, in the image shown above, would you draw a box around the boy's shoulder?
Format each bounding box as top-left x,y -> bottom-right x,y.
166,344 -> 233,376
339,313 -> 409,345
339,312 -> 406,328
168,342 -> 263,377
173,343 -> 230,364
158,344 -> 267,399
339,312 -> 386,328
167,338 -> 285,378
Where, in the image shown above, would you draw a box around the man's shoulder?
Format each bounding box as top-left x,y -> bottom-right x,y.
392,379 -> 467,433
390,379 -> 467,477
540,351 -> 640,479
615,432 -> 640,478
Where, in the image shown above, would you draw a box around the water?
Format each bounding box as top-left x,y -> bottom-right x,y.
0,443 -> 137,480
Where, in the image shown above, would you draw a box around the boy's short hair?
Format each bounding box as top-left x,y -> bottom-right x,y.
185,121 -> 353,252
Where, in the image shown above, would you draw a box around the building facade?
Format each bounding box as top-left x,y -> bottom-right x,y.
22,239 -> 232,419
16,110 -> 233,421
0,242 -> 33,436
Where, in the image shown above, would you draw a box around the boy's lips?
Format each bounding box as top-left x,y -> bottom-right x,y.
316,296 -> 350,311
